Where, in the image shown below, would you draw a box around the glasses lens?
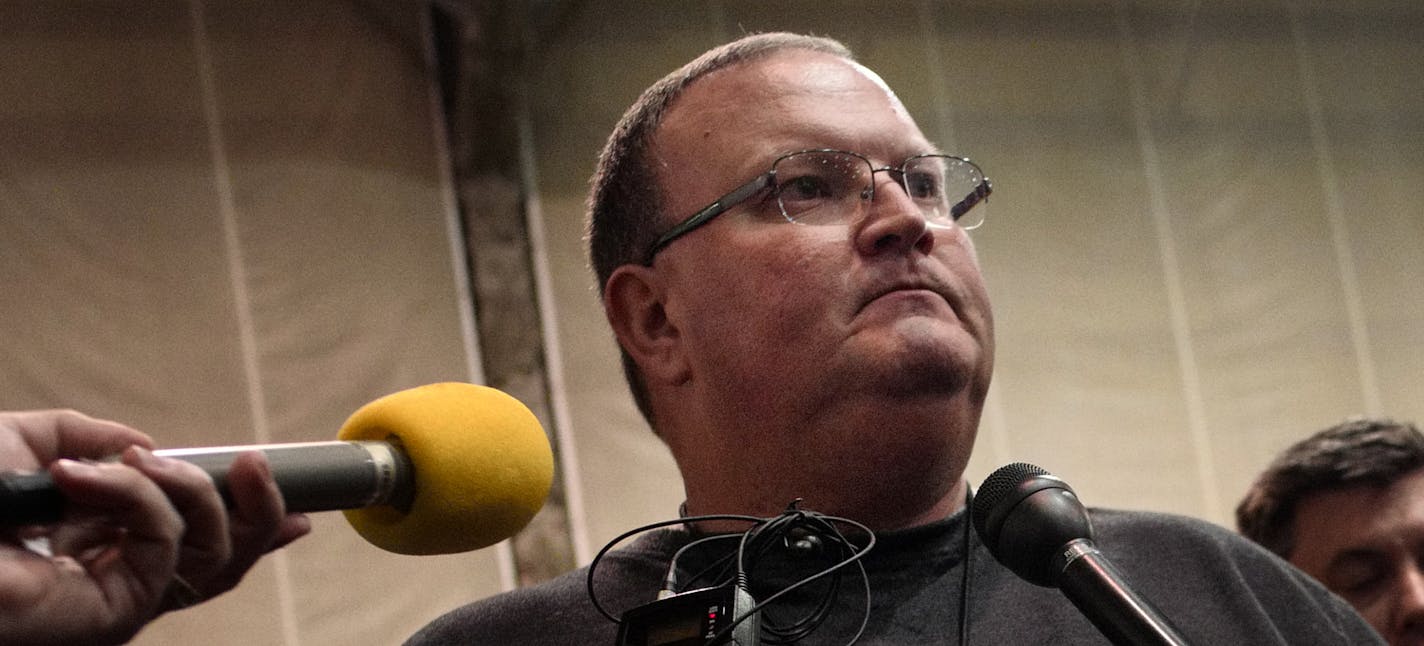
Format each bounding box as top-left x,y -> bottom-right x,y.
905,155 -> 989,230
772,151 -> 872,224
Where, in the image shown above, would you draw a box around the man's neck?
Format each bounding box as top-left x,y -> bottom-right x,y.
679,473 -> 969,534
661,384 -> 982,532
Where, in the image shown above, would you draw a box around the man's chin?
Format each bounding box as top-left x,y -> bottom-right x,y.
831,319 -> 987,394
867,345 -> 979,396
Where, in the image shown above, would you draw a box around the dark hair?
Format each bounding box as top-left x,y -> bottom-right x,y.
1236,418 -> 1424,558
584,32 -> 854,429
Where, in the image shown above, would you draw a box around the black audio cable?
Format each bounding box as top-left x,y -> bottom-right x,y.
587,504 -> 875,645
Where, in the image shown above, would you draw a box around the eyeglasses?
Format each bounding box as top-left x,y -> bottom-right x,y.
643,149 -> 992,264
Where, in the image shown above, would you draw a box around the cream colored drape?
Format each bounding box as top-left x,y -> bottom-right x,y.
2,2 -> 1420,645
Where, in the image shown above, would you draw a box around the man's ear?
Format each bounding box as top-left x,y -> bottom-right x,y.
603,265 -> 690,385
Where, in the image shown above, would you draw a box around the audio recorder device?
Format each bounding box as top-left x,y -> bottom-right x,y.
616,585 -> 761,646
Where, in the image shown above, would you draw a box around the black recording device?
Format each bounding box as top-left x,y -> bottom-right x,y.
616,585 -> 761,646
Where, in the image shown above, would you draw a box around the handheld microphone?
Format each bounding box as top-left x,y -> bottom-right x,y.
971,463 -> 1189,646
0,382 -> 554,555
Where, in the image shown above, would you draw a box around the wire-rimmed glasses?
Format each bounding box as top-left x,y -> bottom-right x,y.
643,149 -> 992,265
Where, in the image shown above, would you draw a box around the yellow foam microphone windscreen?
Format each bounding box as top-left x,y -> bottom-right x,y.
337,382 -> 553,555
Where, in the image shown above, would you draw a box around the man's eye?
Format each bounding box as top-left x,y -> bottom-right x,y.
775,175 -> 841,218
1341,577 -> 1390,606
905,172 -> 944,199
779,174 -> 834,201
1330,560 -> 1389,601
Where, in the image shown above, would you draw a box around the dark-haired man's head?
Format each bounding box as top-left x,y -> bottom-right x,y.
1237,418 -> 1424,645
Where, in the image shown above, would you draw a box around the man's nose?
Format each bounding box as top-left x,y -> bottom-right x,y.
853,173 -> 934,257
1392,565 -> 1424,643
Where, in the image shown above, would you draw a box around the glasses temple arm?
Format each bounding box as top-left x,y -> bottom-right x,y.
949,179 -> 993,221
642,173 -> 773,265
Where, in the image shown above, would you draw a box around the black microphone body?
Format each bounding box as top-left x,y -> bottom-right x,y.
0,441 -> 414,526
1054,538 -> 1190,646
973,462 -> 1190,646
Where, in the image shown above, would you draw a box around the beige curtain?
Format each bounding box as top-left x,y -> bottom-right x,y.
0,2 -> 505,644
2,1 -> 1420,645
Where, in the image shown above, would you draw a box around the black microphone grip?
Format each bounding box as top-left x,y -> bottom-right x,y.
1054,539 -> 1189,646
0,472 -> 65,525
0,441 -> 415,526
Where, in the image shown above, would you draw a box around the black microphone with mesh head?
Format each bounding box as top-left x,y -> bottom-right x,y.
972,463 -> 1190,646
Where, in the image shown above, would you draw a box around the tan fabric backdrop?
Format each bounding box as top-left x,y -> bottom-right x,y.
0,2 -> 507,644
1,1 -> 1420,644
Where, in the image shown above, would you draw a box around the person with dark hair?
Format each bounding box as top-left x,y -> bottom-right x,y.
1238,418 -> 1424,645
409,32 -> 1380,645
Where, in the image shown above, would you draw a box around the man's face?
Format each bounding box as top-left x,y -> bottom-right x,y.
1289,468 -> 1424,645
646,49 -> 994,441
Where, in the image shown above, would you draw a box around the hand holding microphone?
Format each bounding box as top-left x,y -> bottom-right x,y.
0,409 -> 309,644
0,382 -> 554,645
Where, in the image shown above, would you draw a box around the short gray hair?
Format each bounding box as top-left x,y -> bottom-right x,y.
584,32 -> 854,428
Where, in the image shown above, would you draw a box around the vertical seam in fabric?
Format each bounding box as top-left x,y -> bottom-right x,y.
189,1 -> 300,643
417,9 -> 516,592
1289,7 -> 1382,416
918,0 -> 959,152
517,100 -> 592,565
707,1 -> 729,45
1113,3 -> 1222,521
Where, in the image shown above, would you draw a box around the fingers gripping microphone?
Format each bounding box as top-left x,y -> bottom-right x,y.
0,383 -> 554,556
971,463 -> 1189,646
